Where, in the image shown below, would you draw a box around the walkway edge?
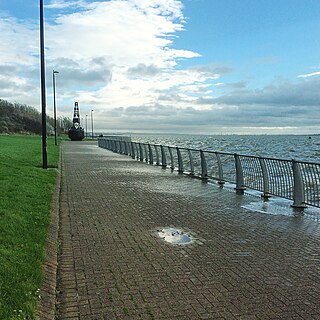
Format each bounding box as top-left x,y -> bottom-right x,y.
36,147 -> 62,320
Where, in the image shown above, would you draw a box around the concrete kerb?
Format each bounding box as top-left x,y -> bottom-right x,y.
36,146 -> 62,320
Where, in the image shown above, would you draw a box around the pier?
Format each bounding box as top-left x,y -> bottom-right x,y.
43,141 -> 320,319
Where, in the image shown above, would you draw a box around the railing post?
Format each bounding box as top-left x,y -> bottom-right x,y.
200,150 -> 208,179
113,140 -> 116,152
131,142 -> 135,159
259,157 -> 271,200
155,146 -> 160,165
144,144 -> 148,163
127,140 -> 131,156
123,141 -> 128,155
161,145 -> 167,168
168,147 -> 174,170
177,147 -> 183,173
148,144 -> 153,164
216,153 -> 225,187
188,149 -> 194,175
139,143 -> 144,161
234,153 -> 246,194
291,160 -> 307,210
124,141 -> 128,155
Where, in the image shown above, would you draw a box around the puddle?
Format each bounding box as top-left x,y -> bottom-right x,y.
242,200 -> 320,223
157,228 -> 193,245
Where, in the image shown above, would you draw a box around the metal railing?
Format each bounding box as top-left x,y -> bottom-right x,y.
98,137 -> 320,209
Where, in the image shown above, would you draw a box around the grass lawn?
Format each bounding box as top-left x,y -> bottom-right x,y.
0,135 -> 60,319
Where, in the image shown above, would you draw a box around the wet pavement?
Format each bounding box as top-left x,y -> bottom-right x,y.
56,141 -> 320,319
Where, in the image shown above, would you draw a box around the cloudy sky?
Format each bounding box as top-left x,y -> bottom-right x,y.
1,0 -> 320,134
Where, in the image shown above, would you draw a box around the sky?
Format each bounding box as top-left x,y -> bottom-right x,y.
1,0 -> 320,134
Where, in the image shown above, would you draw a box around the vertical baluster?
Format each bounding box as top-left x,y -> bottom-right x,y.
305,163 -> 312,206
259,157 -> 271,200
188,149 -> 194,175
216,153 -> 225,187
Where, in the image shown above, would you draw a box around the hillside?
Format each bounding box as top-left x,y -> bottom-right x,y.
0,99 -> 71,134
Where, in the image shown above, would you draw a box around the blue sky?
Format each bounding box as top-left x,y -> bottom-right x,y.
1,0 -> 320,134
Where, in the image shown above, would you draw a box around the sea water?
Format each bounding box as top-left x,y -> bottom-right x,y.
130,134 -> 320,163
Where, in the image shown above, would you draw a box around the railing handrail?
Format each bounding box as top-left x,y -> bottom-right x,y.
98,137 -> 320,209
102,138 -> 320,165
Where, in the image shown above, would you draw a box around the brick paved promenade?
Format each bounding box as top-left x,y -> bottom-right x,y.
56,141 -> 320,319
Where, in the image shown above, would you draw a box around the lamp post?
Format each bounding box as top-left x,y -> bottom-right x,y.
85,115 -> 88,139
52,70 -> 59,146
91,109 -> 94,139
40,0 -> 47,169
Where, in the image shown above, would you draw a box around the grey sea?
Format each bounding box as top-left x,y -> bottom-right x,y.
128,134 -> 320,163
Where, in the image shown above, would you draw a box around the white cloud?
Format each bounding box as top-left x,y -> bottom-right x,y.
46,0 -> 191,67
0,16 -> 38,66
1,0 -> 206,109
3,0 -> 317,135
298,71 -> 320,78
45,0 -> 87,9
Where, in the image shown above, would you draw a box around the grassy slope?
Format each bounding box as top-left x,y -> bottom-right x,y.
0,135 -> 60,319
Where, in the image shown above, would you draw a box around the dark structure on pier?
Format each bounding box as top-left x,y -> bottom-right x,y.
68,102 -> 85,141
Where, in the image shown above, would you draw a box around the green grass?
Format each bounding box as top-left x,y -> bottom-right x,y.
0,135 -> 60,319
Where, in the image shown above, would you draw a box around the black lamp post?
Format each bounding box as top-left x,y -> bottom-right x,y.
40,0 -> 47,169
91,109 -> 94,139
52,70 -> 59,146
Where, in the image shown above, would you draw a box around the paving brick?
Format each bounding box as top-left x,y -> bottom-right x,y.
56,141 -> 320,319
